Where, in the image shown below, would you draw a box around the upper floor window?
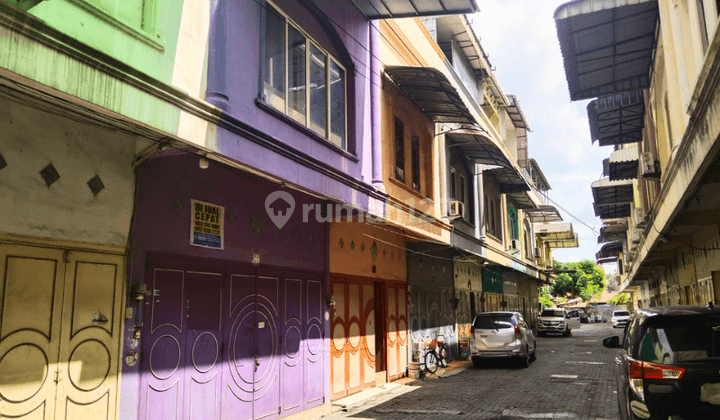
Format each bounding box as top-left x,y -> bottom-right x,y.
263,3 -> 347,149
411,137 -> 420,191
524,219 -> 533,260
450,167 -> 457,199
395,119 -> 405,181
508,203 -> 518,240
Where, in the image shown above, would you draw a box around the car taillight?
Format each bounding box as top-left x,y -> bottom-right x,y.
514,324 -> 522,339
628,359 -> 685,380
470,326 -> 475,335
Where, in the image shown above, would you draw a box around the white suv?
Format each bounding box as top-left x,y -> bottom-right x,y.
470,312 -> 536,368
537,308 -> 580,337
611,310 -> 630,328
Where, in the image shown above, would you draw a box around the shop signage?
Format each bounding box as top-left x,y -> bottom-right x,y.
191,199 -> 224,249
482,268 -> 503,294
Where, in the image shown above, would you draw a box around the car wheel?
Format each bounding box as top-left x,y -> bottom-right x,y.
530,341 -> 537,361
567,329 -> 572,337
520,346 -> 530,368
538,331 -> 545,337
472,358 -> 483,369
563,328 -> 569,337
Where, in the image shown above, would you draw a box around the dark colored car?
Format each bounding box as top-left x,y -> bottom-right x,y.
603,306 -> 720,419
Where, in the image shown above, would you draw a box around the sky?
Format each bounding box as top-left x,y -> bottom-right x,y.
471,1 -> 616,272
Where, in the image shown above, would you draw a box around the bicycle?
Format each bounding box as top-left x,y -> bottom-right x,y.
423,338 -> 448,374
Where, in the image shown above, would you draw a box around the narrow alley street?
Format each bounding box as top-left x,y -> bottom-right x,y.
324,323 -> 621,420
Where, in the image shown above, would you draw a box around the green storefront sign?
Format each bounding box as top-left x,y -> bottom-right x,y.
482,268 -> 503,294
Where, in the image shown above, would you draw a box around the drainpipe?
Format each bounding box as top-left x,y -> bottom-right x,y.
206,0 -> 230,111
370,22 -> 384,191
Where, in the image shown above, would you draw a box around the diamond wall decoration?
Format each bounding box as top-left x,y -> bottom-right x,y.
87,175 -> 105,195
0,154 -> 6,171
39,163 -> 60,186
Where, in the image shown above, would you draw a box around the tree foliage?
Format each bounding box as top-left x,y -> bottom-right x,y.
539,287 -> 554,308
609,293 -> 630,305
551,259 -> 606,301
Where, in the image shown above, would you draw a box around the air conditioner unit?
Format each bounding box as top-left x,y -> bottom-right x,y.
641,152 -> 661,178
634,208 -> 647,228
533,247 -> 542,259
448,200 -> 465,219
631,228 -> 641,244
509,239 -> 520,251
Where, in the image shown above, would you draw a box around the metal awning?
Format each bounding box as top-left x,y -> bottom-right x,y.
534,222 -> 575,241
554,0 -> 659,100
588,90 -> 645,146
597,256 -> 619,264
598,220 -> 628,243
384,66 -> 475,124
594,202 -> 632,219
546,233 -> 580,248
606,145 -> 639,180
507,191 -> 538,210
485,166 -> 531,194
596,241 -> 623,260
527,205 -> 563,223
528,159 -> 551,191
591,178 -> 634,206
506,94 -> 530,130
352,0 -> 478,19
447,132 -> 513,169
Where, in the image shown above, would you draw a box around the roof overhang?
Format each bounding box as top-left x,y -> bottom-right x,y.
554,0 -> 659,100
594,202 -> 632,219
507,191 -> 538,210
545,233 -> 580,248
351,0 -> 479,19
484,166 -> 532,194
597,256 -> 619,264
598,220 -> 629,243
527,205 -> 563,223
606,145 -> 639,181
534,222 -> 575,241
588,90 -> 645,146
506,94 -> 530,130
385,66 -> 476,125
447,132 -> 513,169
528,158 -> 551,191
596,240 -> 624,260
591,178 -> 634,206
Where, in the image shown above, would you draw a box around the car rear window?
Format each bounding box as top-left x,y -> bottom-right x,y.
473,315 -> 514,329
638,316 -> 720,363
614,311 -> 630,316
541,309 -> 564,317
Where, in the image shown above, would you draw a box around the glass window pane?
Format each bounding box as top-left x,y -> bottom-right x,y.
329,60 -> 346,148
395,119 -> 404,181
411,137 -> 420,191
288,26 -> 306,123
309,43 -> 327,137
264,6 -> 286,111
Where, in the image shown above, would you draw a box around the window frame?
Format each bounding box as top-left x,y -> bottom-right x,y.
262,1 -> 348,150
394,118 -> 405,181
411,136 -> 421,191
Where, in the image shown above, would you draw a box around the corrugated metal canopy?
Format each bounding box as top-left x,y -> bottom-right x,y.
528,159 -> 551,191
534,222 -> 575,241
507,191 -> 538,210
351,0 -> 478,19
588,90 -> 645,146
596,241 -> 623,260
546,233 -> 580,248
506,95 -> 530,130
594,202 -> 631,219
591,178 -> 634,206
384,66 -> 475,124
598,220 -> 628,243
554,0 -> 659,100
484,166 -> 531,194
447,132 -> 513,169
527,205 -> 563,223
607,145 -> 639,180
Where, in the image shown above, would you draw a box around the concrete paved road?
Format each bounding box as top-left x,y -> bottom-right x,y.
325,322 -> 623,420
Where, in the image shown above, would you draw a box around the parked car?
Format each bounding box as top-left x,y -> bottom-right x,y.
579,309 -> 590,323
470,312 -> 536,368
603,306 -> 720,419
612,310 -> 631,328
537,307 -> 580,337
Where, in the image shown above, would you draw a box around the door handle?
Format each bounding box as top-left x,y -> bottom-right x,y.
254,351 -> 261,372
